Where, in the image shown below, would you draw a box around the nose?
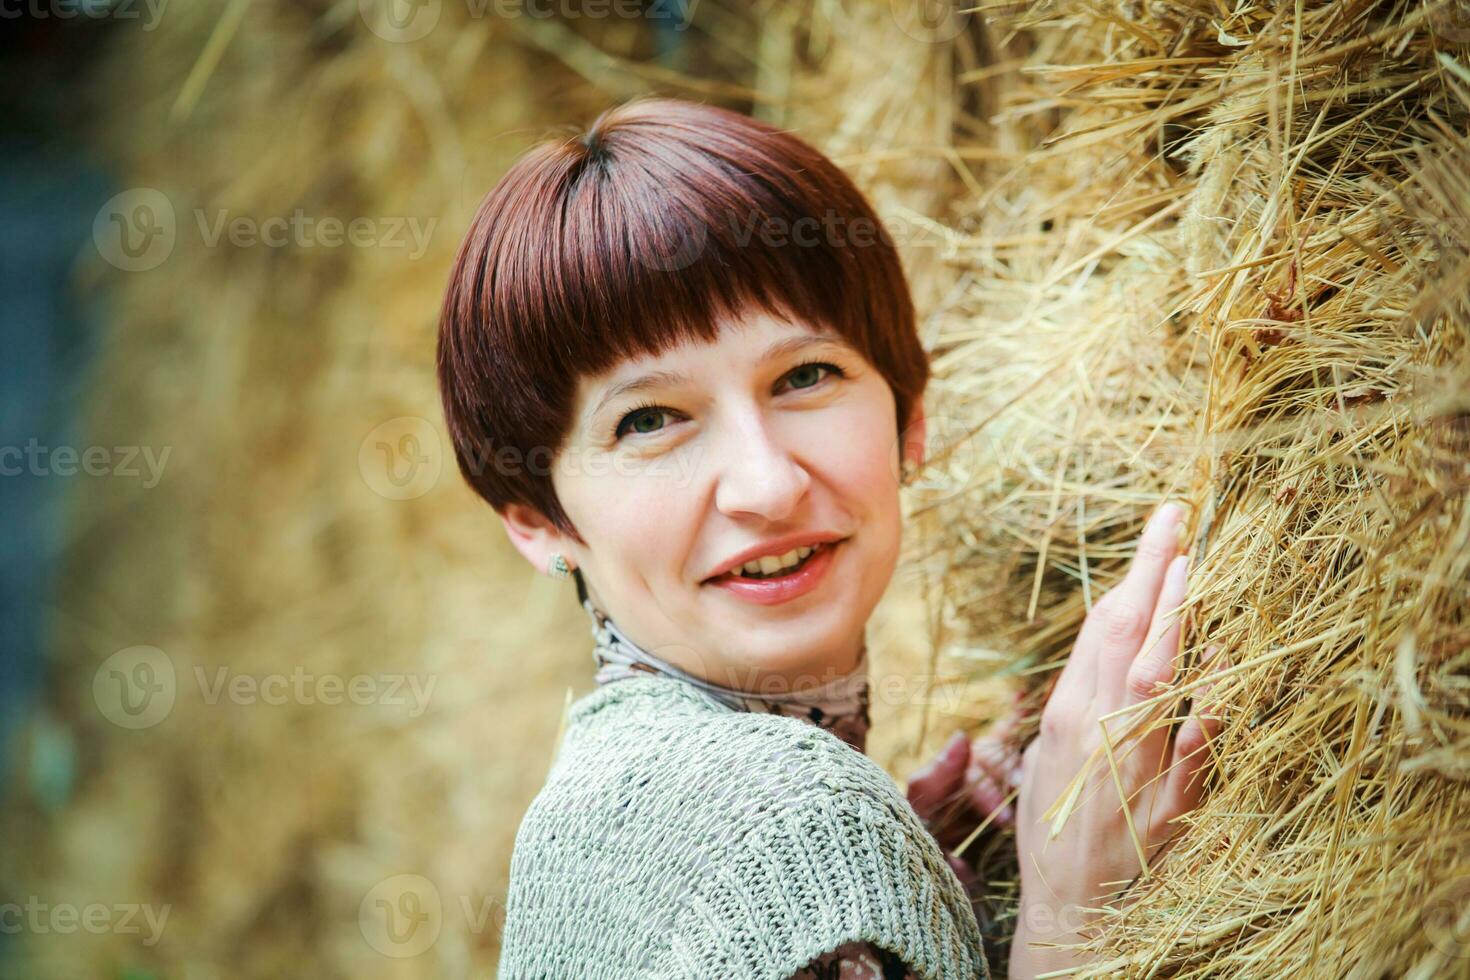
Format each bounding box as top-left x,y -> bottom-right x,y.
711,407 -> 811,522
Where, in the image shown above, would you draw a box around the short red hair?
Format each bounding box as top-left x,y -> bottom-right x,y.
437,96 -> 928,543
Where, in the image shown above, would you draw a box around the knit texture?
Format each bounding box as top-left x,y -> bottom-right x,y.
498,674 -> 989,979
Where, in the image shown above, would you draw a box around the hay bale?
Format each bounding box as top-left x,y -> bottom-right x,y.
921,1 -> 1470,974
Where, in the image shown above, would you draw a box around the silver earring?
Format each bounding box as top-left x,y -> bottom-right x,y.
547,553 -> 571,579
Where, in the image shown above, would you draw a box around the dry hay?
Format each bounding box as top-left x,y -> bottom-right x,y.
914,0 -> 1470,975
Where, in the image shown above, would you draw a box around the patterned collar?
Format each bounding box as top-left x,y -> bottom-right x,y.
578,576 -> 872,754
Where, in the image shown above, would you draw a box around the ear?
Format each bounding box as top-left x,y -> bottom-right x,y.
499,502 -> 577,577
900,400 -> 927,473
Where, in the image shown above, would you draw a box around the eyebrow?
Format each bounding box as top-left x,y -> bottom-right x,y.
587,333 -> 852,423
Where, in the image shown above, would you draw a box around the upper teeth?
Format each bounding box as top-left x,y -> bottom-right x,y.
741,544 -> 817,576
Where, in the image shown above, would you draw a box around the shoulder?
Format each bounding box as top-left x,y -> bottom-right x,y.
646,729 -> 986,979
504,678 -> 988,979
536,678 -> 900,825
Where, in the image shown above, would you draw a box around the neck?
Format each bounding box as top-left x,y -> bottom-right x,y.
585,597 -> 873,754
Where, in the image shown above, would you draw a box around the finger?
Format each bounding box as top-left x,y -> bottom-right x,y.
990,703 -> 1024,740
1121,552 -> 1191,711
1049,591 -> 1110,709
1055,503 -> 1185,707
1015,738 -> 1041,826
1093,501 -> 1186,714
967,777 -> 1016,828
906,730 -> 970,818
966,735 -> 1019,823
972,728 -> 1022,774
1157,645 -> 1229,821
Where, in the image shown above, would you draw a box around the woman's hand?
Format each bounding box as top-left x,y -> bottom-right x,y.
1009,501 -> 1227,978
906,708 -> 1027,897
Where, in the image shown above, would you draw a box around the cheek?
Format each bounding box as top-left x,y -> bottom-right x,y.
594,474 -> 692,575
555,465 -> 686,574
798,389 -> 901,504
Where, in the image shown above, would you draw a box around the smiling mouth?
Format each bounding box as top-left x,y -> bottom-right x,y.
707,540 -> 838,584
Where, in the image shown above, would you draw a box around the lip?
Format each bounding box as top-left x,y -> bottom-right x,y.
704,538 -> 842,606
701,531 -> 849,583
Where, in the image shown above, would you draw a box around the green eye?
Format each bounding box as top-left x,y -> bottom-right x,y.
630,410 -> 666,433
784,361 -> 845,391
616,405 -> 669,439
788,364 -> 824,388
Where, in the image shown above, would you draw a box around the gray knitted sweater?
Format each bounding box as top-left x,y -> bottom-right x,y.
497,674 -> 989,979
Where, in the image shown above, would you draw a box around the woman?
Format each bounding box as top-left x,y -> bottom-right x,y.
438,96 -> 1225,979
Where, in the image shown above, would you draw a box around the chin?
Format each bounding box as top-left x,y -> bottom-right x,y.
737,611 -> 863,675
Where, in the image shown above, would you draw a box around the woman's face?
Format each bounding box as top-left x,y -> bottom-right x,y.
502,310 -> 925,691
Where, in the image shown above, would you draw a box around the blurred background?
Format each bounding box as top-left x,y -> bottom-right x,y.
0,2 -> 997,976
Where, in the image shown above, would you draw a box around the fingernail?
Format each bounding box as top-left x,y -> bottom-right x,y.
1154,501 -> 1182,529
1170,554 -> 1189,583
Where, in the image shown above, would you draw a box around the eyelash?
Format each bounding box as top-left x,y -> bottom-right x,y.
612,360 -> 848,441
